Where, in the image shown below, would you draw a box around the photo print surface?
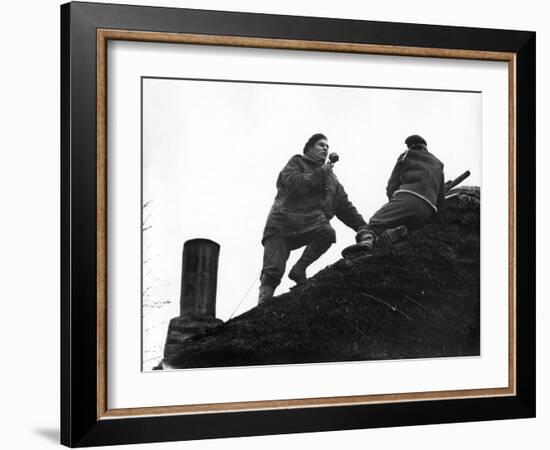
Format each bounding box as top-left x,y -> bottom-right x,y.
142,77 -> 481,371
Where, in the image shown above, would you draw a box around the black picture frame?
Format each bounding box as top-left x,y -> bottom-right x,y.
61,1 -> 535,447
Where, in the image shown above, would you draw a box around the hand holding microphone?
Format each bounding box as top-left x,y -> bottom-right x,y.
323,152 -> 339,172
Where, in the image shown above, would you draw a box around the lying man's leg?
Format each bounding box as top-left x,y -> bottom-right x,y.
288,226 -> 336,284
357,193 -> 435,250
369,193 -> 434,233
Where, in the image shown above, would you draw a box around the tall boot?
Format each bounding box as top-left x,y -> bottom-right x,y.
258,284 -> 275,305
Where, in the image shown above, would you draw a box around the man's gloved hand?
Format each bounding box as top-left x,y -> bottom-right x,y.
355,228 -> 375,251
321,162 -> 334,173
355,227 -> 374,245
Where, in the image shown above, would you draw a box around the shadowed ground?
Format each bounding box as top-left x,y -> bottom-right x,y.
165,187 -> 480,369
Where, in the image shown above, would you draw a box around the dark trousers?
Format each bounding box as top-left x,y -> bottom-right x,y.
366,192 -> 435,235
261,225 -> 336,288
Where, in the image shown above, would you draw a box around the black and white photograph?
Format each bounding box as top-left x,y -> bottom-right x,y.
0,0 -> 545,445
141,76 -> 482,371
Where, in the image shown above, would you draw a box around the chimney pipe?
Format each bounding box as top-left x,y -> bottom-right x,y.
179,238 -> 220,318
161,238 -> 223,368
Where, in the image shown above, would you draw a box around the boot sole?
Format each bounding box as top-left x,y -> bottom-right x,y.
377,225 -> 408,248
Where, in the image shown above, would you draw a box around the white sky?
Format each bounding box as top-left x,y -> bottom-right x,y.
142,78 -> 481,324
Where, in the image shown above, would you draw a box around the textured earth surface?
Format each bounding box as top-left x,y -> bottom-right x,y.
165,187 -> 480,369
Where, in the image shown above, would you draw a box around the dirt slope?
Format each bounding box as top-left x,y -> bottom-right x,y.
165,187 -> 480,369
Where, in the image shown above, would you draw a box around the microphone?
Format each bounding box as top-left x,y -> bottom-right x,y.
328,152 -> 339,164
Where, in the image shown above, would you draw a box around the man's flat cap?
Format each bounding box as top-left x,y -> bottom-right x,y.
405,134 -> 427,148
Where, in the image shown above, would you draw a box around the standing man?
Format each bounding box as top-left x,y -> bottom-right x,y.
259,133 -> 368,304
355,134 -> 445,251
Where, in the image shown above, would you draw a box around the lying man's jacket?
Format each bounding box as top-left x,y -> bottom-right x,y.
262,154 -> 366,243
386,145 -> 445,211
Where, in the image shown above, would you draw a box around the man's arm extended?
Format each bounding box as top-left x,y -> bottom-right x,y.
335,183 -> 368,231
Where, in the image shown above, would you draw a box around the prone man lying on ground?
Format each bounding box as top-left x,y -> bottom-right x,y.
349,134 -> 446,255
